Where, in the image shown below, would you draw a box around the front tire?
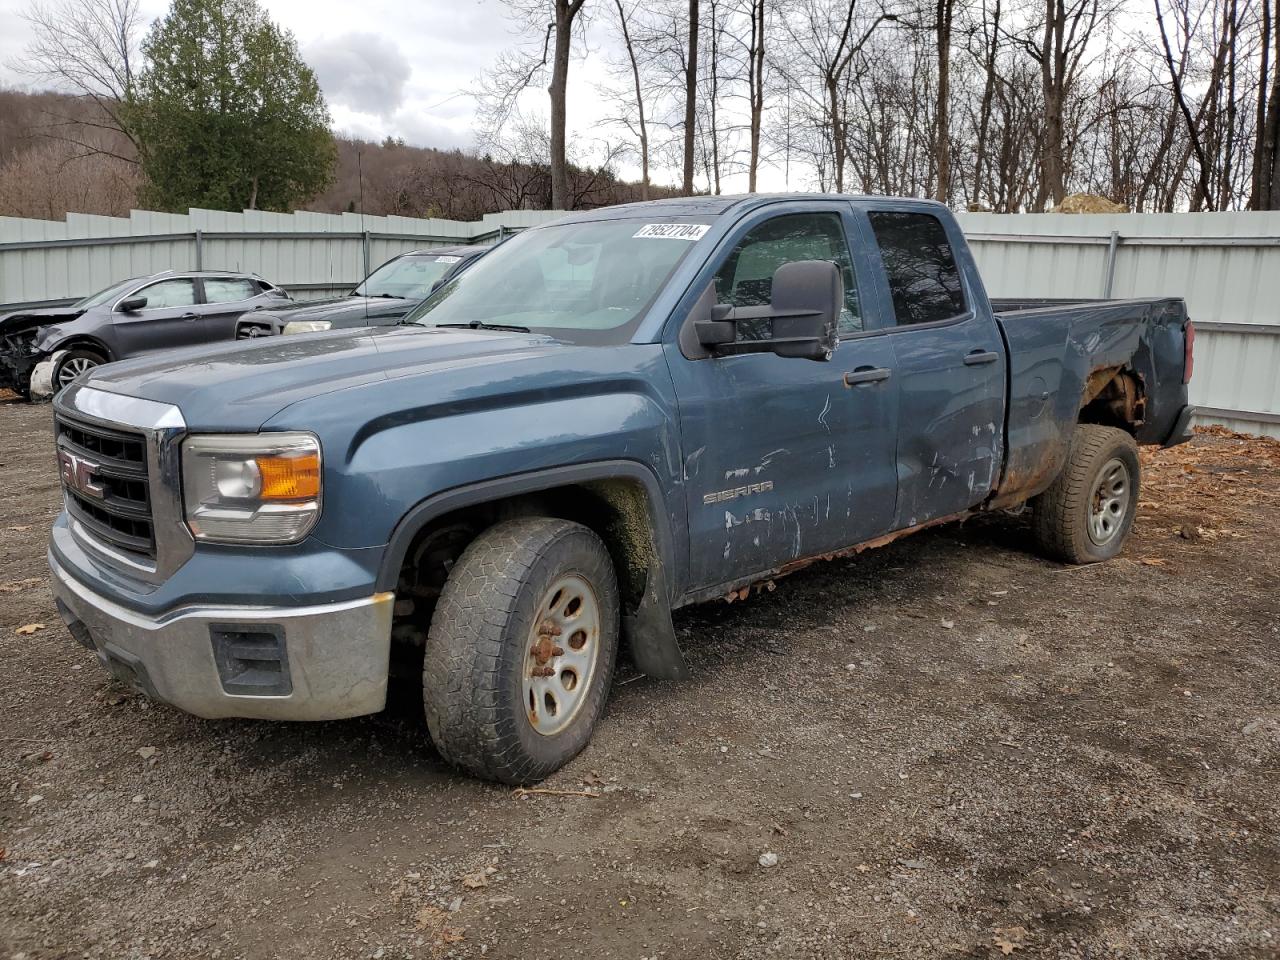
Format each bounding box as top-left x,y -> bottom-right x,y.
1031,424 -> 1141,564
52,348 -> 106,392
422,517 -> 620,785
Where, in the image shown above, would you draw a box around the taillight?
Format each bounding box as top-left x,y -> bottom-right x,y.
1183,320 -> 1195,383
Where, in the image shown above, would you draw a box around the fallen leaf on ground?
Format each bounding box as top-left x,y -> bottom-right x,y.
136,746 -> 157,760
993,926 -> 1028,955
461,869 -> 488,889
14,623 -> 45,635
415,905 -> 465,945
1139,558 -> 1166,566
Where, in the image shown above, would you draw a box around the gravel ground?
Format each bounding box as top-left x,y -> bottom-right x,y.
1,397 -> 1277,960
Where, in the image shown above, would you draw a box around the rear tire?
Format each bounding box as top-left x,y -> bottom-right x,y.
52,348 -> 106,392
422,517 -> 620,785
1031,424 -> 1140,564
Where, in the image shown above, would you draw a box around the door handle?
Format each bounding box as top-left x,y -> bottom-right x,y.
843,366 -> 891,387
181,312 -> 198,320
964,349 -> 999,365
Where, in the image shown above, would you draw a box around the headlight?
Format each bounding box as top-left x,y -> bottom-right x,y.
282,320 -> 331,335
181,433 -> 321,543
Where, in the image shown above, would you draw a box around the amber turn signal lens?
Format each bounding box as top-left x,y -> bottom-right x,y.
255,454 -> 320,500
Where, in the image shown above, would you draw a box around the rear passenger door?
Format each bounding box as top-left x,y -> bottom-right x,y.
110,277 -> 205,355
863,207 -> 1006,527
199,277 -> 263,341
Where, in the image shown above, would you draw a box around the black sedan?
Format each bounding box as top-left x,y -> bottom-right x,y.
235,245 -> 492,339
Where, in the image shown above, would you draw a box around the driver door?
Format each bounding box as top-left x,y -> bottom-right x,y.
664,206 -> 900,591
110,277 -> 205,355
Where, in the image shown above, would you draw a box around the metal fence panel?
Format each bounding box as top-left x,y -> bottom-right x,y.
955,210 -> 1280,438
3,206 -> 1278,436
0,207 -> 565,309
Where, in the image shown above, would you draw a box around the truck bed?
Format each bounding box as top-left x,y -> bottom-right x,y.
989,296 -> 1191,508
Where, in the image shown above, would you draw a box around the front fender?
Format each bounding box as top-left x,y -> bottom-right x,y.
373,459 -> 690,681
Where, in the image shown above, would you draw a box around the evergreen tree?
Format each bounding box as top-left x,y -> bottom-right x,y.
132,0 -> 335,211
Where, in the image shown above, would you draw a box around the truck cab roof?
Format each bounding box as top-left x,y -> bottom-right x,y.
550,193 -> 952,225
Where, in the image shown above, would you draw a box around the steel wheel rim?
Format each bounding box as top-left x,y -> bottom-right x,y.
524,574 -> 600,737
58,356 -> 98,388
1088,457 -> 1131,546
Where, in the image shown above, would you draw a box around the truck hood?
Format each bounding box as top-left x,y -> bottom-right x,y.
80,324 -> 566,431
251,296 -> 415,328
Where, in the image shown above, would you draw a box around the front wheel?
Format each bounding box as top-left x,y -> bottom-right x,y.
1031,424 -> 1141,564
422,517 -> 620,784
52,348 -> 106,392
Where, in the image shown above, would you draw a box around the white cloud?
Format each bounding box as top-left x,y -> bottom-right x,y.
306,32 -> 411,117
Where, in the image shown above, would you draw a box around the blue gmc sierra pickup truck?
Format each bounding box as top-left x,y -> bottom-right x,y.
47,195 -> 1195,784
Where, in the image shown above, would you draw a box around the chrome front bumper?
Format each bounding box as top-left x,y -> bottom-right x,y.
50,552 -> 394,721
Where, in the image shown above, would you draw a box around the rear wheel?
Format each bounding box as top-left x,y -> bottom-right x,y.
422,517 -> 619,785
1031,424 -> 1140,564
52,348 -> 106,392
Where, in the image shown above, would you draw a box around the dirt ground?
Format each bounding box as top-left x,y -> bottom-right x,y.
0,396 -> 1277,960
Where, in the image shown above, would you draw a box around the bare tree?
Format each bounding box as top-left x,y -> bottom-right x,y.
0,134 -> 138,217
746,0 -> 768,190
683,0 -> 700,192
1003,0 -> 1113,209
609,0 -> 652,198
934,0 -> 956,201
1255,0 -> 1280,206
551,0 -> 590,207
15,0 -> 144,162
478,0 -> 589,209
776,0 -> 896,192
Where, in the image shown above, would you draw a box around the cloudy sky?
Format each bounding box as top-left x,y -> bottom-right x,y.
0,0 -> 784,192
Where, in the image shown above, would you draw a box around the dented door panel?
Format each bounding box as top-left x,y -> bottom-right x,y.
667,338 -> 899,590
889,314 -> 1007,525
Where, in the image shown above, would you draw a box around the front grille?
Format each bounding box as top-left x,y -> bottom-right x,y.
55,414 -> 155,559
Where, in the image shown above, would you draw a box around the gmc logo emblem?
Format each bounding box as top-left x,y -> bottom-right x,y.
58,449 -> 106,500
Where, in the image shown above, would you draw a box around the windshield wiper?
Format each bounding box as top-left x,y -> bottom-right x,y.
435,321 -> 531,333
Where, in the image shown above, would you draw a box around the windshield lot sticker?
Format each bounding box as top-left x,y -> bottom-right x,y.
433,255 -> 462,263
634,223 -> 710,241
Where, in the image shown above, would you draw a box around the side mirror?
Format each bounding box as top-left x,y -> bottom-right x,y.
691,260 -> 841,361
118,295 -> 147,312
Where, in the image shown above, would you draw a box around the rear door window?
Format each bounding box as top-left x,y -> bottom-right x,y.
203,277 -> 258,303
867,211 -> 966,326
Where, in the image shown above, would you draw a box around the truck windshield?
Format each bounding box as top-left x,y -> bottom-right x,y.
355,255 -> 460,299
405,219 -> 711,344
